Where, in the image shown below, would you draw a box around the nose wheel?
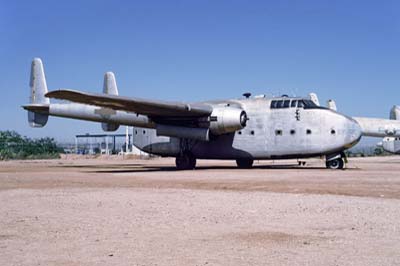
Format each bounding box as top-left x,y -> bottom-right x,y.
325,152 -> 346,169
325,158 -> 344,169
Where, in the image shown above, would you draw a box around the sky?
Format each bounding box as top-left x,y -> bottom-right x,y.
1,0 -> 400,143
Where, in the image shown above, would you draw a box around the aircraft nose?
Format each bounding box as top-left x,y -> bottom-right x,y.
343,117 -> 362,149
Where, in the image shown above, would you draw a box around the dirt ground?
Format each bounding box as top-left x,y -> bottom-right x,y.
1,156 -> 400,265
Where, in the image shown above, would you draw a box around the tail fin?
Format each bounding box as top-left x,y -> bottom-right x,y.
327,99 -> 337,111
26,58 -> 50,127
309,93 -> 320,106
390,105 -> 400,120
101,72 -> 120,132
103,72 -> 118,95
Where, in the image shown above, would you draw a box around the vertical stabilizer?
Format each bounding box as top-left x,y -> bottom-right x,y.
101,72 -> 120,131
327,99 -> 337,111
309,93 -> 320,106
28,58 -> 49,127
390,105 -> 400,120
103,72 -> 118,95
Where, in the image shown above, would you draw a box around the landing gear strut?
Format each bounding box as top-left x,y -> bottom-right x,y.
236,158 -> 254,169
175,153 -> 196,170
325,152 -> 346,169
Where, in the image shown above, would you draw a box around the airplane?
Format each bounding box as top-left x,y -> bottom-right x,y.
378,137 -> 400,154
377,106 -> 400,154
23,58 -> 400,170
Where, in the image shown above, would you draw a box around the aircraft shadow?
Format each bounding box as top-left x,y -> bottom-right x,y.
83,164 -> 353,173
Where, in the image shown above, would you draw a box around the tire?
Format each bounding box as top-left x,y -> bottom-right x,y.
236,158 -> 254,169
326,158 -> 344,169
176,153 -> 196,170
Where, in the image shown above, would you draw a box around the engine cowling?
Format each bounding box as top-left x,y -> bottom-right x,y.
209,107 -> 248,135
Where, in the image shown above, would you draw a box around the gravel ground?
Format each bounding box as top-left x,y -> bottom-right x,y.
0,156 -> 400,266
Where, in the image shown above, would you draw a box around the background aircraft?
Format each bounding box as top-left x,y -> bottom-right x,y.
23,58 -> 400,170
377,106 -> 400,154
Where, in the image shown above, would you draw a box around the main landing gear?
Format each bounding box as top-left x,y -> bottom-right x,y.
175,153 -> 196,170
325,152 -> 346,170
236,158 -> 254,169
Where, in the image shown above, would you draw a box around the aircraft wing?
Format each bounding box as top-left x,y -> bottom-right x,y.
46,89 -> 213,117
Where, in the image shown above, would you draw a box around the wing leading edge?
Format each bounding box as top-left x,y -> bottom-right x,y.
46,89 -> 213,117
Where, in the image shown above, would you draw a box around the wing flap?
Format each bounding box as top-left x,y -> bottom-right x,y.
45,89 -> 212,117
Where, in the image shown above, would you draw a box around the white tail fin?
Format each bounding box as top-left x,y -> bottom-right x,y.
103,72 -> 118,95
27,58 -> 49,127
390,105 -> 400,120
327,99 -> 337,111
30,58 -> 50,105
101,72 -> 120,132
309,93 -> 320,106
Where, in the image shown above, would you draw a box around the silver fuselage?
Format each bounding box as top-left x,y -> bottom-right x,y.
379,137 -> 400,154
131,97 -> 362,159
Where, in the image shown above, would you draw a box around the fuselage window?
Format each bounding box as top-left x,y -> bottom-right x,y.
291,100 -> 297,108
135,130 -> 138,134
306,129 -> 312,135
238,131 -> 242,135
143,130 -> 146,134
290,129 -> 296,135
283,100 -> 290,108
275,129 -> 283,136
331,129 -> 336,135
276,100 -> 284,108
270,100 -> 277,109
250,130 -> 255,135
297,100 -> 304,108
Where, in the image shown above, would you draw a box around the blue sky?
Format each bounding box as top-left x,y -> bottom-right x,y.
1,0 -> 400,142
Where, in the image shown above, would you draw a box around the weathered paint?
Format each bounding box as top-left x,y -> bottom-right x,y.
132,97 -> 362,160
24,58 -> 399,162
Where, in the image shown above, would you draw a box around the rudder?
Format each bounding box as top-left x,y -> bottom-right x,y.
28,58 -> 50,127
101,71 -> 120,131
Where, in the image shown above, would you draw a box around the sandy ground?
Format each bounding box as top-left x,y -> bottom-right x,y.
1,156 -> 400,266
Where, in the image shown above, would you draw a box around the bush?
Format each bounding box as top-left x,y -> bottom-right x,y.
0,131 -> 62,160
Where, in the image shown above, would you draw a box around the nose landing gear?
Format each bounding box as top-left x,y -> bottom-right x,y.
325,152 -> 346,169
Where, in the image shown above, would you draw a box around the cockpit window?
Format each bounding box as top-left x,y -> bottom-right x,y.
270,98 -> 326,109
276,100 -> 284,108
283,100 -> 290,108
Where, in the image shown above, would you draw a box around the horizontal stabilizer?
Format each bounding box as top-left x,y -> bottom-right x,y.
46,89 -> 213,117
22,104 -> 49,114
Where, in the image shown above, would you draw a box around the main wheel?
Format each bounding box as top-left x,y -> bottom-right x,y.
176,153 -> 196,170
325,158 -> 344,169
236,158 -> 254,169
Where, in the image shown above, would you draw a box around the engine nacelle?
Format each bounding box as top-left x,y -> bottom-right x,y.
102,122 -> 120,132
209,107 -> 247,135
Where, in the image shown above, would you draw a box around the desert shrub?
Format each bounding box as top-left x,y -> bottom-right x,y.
0,131 -> 62,160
